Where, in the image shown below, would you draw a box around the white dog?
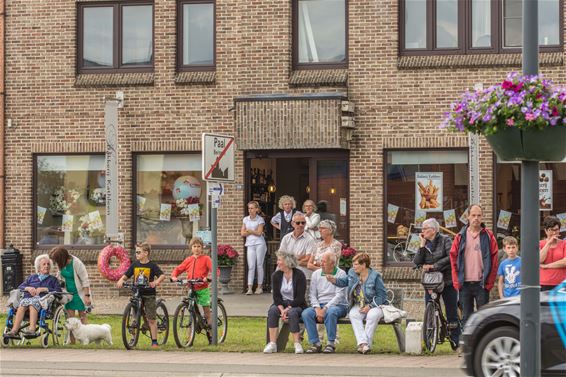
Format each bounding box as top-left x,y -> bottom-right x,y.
64,317 -> 113,345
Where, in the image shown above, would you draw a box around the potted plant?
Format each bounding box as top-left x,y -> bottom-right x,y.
339,243 -> 357,273
441,72 -> 566,161
217,244 -> 239,294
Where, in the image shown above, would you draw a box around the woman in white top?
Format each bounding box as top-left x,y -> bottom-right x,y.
307,220 -> 342,271
302,199 -> 320,241
241,200 -> 267,295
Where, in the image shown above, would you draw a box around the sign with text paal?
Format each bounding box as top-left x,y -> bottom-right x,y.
202,134 -> 235,182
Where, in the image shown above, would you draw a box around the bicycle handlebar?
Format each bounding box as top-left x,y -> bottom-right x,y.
169,278 -> 210,285
122,282 -> 150,289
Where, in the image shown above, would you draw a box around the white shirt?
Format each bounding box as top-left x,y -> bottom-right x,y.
281,275 -> 294,301
243,215 -> 266,246
305,213 -> 321,240
278,231 -> 316,279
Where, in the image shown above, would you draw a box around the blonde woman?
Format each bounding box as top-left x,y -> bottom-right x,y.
302,200 -> 320,241
270,195 -> 297,241
241,201 -> 267,295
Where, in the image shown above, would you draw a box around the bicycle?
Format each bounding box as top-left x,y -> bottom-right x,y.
172,278 -> 227,348
420,269 -> 459,353
120,283 -> 169,350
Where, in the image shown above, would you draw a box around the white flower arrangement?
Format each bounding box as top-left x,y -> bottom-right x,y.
175,198 -> 191,216
78,214 -> 101,239
90,188 -> 106,205
49,187 -> 80,214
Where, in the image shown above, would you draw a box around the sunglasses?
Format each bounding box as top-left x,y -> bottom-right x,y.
294,221 -> 306,225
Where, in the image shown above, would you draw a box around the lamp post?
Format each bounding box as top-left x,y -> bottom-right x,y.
521,1 -> 541,376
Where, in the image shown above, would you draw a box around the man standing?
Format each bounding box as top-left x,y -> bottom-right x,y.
301,252 -> 348,353
539,216 -> 566,291
278,212 -> 316,283
450,204 -> 499,324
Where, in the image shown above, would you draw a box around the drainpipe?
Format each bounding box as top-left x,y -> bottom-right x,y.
0,0 -> 5,249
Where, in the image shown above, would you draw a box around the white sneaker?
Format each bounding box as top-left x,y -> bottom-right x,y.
263,342 -> 277,353
294,342 -> 304,354
255,288 -> 263,295
246,288 -> 253,295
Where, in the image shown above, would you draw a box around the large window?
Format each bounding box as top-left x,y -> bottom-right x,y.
293,0 -> 347,68
400,0 -> 562,55
495,160 -> 566,245
35,155 -> 106,247
134,154 -> 207,246
385,150 -> 469,264
78,1 -> 154,72
177,0 -> 215,70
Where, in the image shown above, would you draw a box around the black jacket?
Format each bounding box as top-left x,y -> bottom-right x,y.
413,233 -> 453,285
271,268 -> 307,309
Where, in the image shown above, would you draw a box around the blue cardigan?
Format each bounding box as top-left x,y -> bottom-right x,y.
18,274 -> 61,299
335,268 -> 387,308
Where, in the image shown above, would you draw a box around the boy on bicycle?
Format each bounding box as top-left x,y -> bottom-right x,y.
171,237 -> 214,336
117,242 -> 165,348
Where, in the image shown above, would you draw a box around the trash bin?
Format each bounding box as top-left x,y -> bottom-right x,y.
2,244 -> 23,294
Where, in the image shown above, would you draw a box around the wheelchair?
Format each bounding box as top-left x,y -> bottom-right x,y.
2,289 -> 74,348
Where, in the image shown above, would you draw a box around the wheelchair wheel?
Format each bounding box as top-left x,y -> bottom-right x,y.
216,300 -> 228,344
2,327 -> 12,347
122,303 -> 140,350
41,333 -> 50,348
156,300 -> 169,346
52,306 -> 69,346
173,303 -> 196,348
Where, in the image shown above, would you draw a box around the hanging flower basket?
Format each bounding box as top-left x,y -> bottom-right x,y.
441,72 -> 566,162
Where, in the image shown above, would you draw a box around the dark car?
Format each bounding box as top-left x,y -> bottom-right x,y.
461,282 -> 566,377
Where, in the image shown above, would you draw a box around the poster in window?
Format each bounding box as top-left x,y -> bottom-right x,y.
187,203 -> 200,222
89,211 -> 104,230
406,233 -> 421,253
61,214 -> 74,232
137,195 -> 146,213
160,203 -> 171,222
497,210 -> 512,230
539,170 -> 553,211
459,208 -> 469,225
557,213 -> 566,232
37,206 -> 47,225
415,172 -> 443,212
414,210 -> 426,229
443,209 -> 457,228
387,204 -> 399,224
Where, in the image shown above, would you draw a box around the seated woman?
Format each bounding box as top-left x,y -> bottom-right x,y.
263,251 -> 307,354
4,255 -> 61,337
326,252 -> 387,354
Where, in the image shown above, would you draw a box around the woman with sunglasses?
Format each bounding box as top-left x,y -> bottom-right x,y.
241,201 -> 267,295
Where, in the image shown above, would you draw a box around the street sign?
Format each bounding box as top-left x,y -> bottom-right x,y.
207,182 -> 225,196
202,134 -> 235,182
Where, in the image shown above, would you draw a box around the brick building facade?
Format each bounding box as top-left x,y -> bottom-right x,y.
3,0 -> 566,299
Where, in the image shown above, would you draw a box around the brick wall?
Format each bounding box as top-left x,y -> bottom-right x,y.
4,0 -> 566,297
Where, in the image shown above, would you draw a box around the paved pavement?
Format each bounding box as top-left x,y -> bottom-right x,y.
0,348 -> 466,377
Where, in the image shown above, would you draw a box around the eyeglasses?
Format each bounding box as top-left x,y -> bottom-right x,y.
422,227 -> 432,231
135,250 -> 143,254
294,221 -> 306,225
547,227 -> 560,232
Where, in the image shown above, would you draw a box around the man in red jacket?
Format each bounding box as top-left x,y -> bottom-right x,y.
450,204 -> 499,325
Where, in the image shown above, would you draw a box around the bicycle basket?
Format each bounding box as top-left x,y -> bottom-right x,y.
421,271 -> 444,292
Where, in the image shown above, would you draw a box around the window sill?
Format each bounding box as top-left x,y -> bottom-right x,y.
289,69 -> 348,87
175,71 -> 216,84
397,51 -> 563,69
381,265 -> 422,281
75,72 -> 154,87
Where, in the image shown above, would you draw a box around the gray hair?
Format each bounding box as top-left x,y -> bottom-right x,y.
278,195 -> 296,210
275,251 -> 298,269
292,211 -> 305,221
318,219 -> 337,235
34,254 -> 53,273
322,251 -> 337,265
302,199 -> 317,212
422,218 -> 440,233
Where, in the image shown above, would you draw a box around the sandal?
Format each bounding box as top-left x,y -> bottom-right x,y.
306,344 -> 322,353
322,344 -> 335,353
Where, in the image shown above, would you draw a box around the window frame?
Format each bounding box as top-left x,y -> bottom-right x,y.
77,0 -> 155,73
399,0 -> 563,56
33,153 -> 106,250
292,0 -> 349,70
176,0 -> 216,72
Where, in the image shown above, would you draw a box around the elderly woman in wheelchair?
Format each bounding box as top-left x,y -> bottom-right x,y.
2,255 -> 69,347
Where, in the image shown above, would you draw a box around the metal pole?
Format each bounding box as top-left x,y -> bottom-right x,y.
521,1 -> 540,376
211,197 -> 218,345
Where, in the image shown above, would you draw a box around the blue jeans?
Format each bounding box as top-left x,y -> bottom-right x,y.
460,281 -> 489,325
425,283 -> 461,344
301,304 -> 348,345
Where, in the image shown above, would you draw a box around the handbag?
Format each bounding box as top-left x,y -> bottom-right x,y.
421,271 -> 444,292
379,304 -> 407,323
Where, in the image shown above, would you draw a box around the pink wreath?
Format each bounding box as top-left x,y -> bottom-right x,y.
98,244 -> 131,281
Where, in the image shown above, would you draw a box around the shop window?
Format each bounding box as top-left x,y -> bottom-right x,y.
134,153 -> 207,246
293,0 -> 347,68
400,0 -> 563,55
385,150 -> 469,265
495,159 -> 566,246
35,155 -> 106,247
77,1 -> 154,73
177,0 -> 215,71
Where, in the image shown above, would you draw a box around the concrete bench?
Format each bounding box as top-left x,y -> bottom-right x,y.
267,288 -> 405,353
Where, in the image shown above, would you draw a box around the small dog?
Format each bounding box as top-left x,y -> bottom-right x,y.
64,317 -> 113,345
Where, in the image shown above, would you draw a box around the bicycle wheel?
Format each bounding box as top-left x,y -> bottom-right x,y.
122,302 -> 141,350
423,302 -> 439,353
393,242 -> 408,262
216,300 -> 228,343
52,305 -> 69,346
173,303 -> 196,348
155,300 -> 169,345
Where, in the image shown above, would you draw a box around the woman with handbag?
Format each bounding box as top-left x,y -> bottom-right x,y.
413,218 -> 460,348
